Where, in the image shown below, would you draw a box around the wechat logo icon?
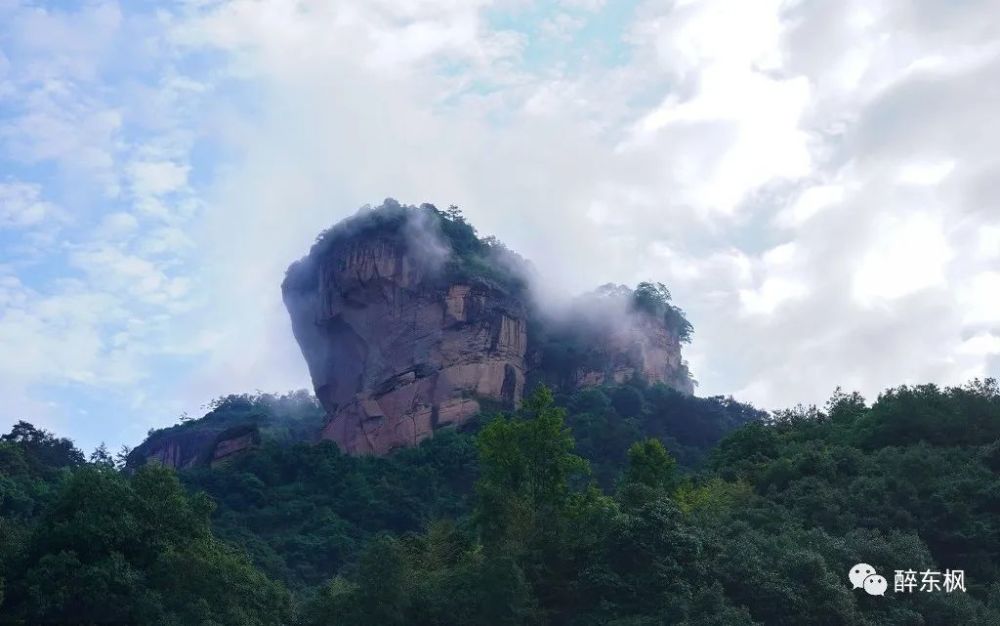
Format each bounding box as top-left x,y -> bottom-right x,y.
849,563 -> 887,596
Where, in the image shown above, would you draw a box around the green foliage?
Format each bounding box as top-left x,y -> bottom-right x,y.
708,378 -> 1000,613
624,438 -> 677,491
853,379 -> 1000,448
314,380 -> 1000,625
306,387 -> 755,625
1,463 -> 289,624
140,390 -> 325,450
118,380 -> 748,601
5,378 -> 1000,624
181,429 -> 478,588
432,204 -> 531,294
1,422 -> 86,526
674,477 -> 753,517
1,420 -> 85,471
565,383 -> 765,486
298,526 -> 540,626
475,386 -> 590,552
632,281 -> 694,343
533,283 -> 697,392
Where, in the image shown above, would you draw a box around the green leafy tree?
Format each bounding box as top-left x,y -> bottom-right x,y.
632,281 -> 694,343
2,464 -> 290,624
89,442 -> 115,468
474,386 -> 589,552
357,535 -> 411,625
624,438 -> 677,491
1,421 -> 85,469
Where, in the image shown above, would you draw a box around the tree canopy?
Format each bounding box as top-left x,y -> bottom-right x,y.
3,378 -> 999,624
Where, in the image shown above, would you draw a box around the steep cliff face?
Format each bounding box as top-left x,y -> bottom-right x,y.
129,424 -> 261,470
126,392 -> 325,470
283,202 -> 528,455
283,201 -> 695,456
558,311 -> 693,394
528,282 -> 694,395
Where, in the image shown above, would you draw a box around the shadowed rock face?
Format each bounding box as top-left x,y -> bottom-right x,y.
283,220 -> 527,455
126,392 -> 325,470
129,424 -> 261,469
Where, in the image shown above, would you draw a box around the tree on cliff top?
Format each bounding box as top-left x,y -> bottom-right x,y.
632,281 -> 694,343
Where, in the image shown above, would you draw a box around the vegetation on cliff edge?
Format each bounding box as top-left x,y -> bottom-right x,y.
282,199 -> 531,296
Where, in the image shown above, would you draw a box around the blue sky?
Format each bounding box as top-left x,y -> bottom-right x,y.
2,0 -> 999,453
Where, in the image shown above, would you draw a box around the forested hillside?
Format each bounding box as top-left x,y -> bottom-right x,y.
2,380 -> 999,624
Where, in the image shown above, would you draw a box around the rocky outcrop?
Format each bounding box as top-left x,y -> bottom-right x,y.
529,281 -> 695,395
564,311 -> 694,394
309,279 -> 527,455
126,392 -> 325,471
210,426 -> 260,466
284,201 -> 694,456
283,203 -> 528,455
129,424 -> 261,469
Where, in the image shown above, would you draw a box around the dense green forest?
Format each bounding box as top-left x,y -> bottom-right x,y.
2,380 -> 1000,624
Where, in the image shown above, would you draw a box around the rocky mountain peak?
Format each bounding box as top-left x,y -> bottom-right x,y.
283,200 -> 694,455
128,200 -> 696,467
282,200 -> 532,455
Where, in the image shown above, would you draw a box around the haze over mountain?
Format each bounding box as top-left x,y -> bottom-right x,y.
1,1 -> 999,452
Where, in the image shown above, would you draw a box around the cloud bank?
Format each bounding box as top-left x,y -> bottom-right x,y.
1,0 -> 998,450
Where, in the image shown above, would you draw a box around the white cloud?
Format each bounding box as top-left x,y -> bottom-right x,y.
0,2 -> 211,447
139,226 -> 195,256
960,272 -> 1000,326
127,160 -> 189,198
68,244 -> 191,308
896,159 -> 956,186
559,0 -> 606,11
96,212 -> 139,238
852,213 -> 953,305
977,225 -> 1000,259
0,277 -> 129,388
160,0 -> 1000,416
777,184 -> 846,227
539,13 -> 585,43
957,333 -> 1000,356
737,242 -> 809,315
627,0 -> 812,214
740,277 -> 809,316
0,181 -> 56,227
4,0 -> 1000,448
